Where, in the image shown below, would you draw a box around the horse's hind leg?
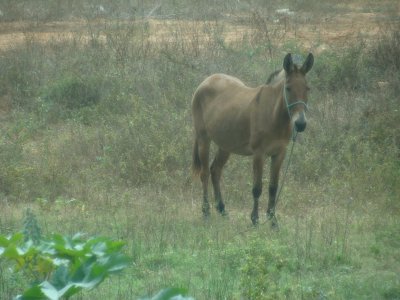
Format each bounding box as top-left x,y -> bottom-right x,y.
210,148 -> 230,215
197,136 -> 211,217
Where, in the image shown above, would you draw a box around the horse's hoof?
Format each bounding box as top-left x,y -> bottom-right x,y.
202,210 -> 210,220
251,209 -> 259,225
220,210 -> 228,217
251,216 -> 259,226
269,216 -> 279,231
202,204 -> 210,217
271,220 -> 280,231
216,202 -> 225,215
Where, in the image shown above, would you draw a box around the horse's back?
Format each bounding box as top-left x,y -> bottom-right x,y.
201,73 -> 247,90
192,73 -> 257,109
192,74 -> 259,155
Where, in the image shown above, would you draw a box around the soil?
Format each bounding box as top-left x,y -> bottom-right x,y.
0,6 -> 398,52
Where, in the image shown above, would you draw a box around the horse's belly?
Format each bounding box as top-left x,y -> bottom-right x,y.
264,140 -> 288,156
209,131 -> 253,156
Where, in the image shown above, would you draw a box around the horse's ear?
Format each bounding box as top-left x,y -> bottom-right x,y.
283,53 -> 294,74
300,53 -> 314,74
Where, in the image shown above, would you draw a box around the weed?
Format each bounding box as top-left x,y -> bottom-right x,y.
240,236 -> 297,299
22,208 -> 41,244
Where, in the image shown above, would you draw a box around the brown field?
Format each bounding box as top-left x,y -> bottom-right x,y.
1,6 -> 397,52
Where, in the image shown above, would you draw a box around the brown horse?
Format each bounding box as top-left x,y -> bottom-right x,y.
192,53 -> 314,226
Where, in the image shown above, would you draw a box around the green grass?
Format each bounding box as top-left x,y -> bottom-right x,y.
0,0 -> 399,299
1,184 -> 398,299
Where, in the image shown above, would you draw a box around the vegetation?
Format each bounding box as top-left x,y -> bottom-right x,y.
0,210 -> 130,299
0,0 -> 399,299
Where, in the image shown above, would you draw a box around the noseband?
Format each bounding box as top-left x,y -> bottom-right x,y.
283,82 -> 308,119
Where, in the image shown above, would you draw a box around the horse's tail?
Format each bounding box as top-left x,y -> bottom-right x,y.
192,136 -> 202,176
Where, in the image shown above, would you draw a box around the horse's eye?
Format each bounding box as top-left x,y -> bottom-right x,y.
286,87 -> 291,92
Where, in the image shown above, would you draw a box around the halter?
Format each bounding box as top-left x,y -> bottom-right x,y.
283,82 -> 308,119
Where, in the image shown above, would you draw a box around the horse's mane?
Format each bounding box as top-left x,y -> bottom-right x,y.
266,69 -> 282,84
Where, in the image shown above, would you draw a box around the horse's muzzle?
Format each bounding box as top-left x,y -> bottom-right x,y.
295,119 -> 306,132
294,112 -> 307,132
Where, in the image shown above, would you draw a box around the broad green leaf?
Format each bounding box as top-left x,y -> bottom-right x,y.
35,257 -> 55,276
58,283 -> 82,299
72,232 -> 85,241
91,241 -> 107,256
74,276 -> 104,290
37,241 -> 57,256
104,254 -> 131,273
40,281 -> 59,300
144,288 -> 193,300
3,245 -> 21,260
0,235 -> 10,247
52,257 -> 70,267
86,238 -> 125,254
9,232 -> 24,244
80,263 -> 107,289
105,240 -> 126,252
3,232 -> 130,300
16,285 -> 47,300
16,240 -> 34,255
51,265 -> 69,290
71,256 -> 97,282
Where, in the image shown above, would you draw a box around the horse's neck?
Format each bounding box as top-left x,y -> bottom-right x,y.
272,81 -> 290,122
267,82 -> 292,140
252,83 -> 290,133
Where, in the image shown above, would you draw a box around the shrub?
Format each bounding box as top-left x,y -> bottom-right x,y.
98,94 -> 191,186
371,21 -> 400,73
311,42 -> 368,92
41,76 -> 100,109
240,236 -> 297,300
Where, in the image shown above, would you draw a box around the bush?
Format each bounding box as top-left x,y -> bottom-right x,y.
98,94 -> 191,186
371,22 -> 400,73
311,42 -> 368,92
240,237 -> 297,300
39,76 -> 101,122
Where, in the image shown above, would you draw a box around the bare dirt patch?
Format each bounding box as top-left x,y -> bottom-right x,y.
0,5 -> 398,52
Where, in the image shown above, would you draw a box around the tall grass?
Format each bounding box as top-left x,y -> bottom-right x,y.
0,1 -> 399,299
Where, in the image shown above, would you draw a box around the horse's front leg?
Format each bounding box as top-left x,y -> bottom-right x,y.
251,153 -> 265,225
267,152 -> 286,228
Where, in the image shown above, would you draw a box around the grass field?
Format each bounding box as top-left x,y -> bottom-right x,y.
0,1 -> 399,299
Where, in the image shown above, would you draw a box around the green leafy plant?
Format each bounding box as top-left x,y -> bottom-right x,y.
0,232 -> 130,300
141,287 -> 194,300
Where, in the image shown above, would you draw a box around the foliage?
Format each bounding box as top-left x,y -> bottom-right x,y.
311,42 -> 368,92
371,21 -> 400,72
23,208 -> 42,245
141,288 -> 193,300
0,232 -> 130,299
41,75 -> 101,112
240,236 -> 297,300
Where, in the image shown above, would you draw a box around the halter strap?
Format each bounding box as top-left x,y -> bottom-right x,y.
283,83 -> 308,119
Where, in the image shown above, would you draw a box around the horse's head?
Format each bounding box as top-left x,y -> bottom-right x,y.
283,53 -> 314,132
